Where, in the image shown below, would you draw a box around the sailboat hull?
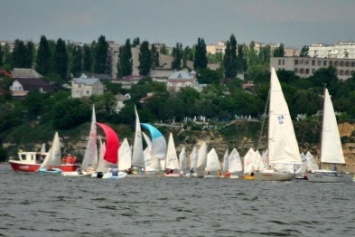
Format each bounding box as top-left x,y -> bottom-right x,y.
254,172 -> 295,181
307,170 -> 351,183
9,160 -> 79,173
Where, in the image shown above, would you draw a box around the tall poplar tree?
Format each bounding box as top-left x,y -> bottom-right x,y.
94,35 -> 109,73
36,35 -> 52,75
25,41 -> 35,68
118,39 -> 132,78
0,44 -> 3,67
138,41 -> 151,76
237,44 -> 247,72
12,39 -> 27,68
193,38 -> 208,70
54,38 -> 68,80
150,44 -> 159,69
223,34 -> 237,78
171,42 -> 183,70
273,43 -> 285,57
71,45 -> 83,77
83,44 -> 93,72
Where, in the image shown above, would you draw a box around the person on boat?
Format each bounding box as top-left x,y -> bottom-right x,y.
217,170 -> 222,177
190,168 -> 194,174
111,167 -> 118,177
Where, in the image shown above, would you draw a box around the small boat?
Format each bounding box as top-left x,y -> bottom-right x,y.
308,88 -> 351,183
9,133 -> 79,173
204,148 -> 222,178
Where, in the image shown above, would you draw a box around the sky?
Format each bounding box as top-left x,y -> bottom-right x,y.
1,0 -> 355,48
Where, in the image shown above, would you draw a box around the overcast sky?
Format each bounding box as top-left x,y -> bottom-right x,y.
1,0 -> 355,48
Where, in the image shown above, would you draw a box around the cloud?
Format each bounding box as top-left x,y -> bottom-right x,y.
232,0 -> 355,23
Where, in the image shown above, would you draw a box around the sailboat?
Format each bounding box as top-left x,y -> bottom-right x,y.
227,148 -> 242,179
118,138 -> 132,172
142,131 -> 160,173
94,122 -> 126,179
307,88 -> 350,183
164,133 -> 180,177
37,132 -> 63,174
254,67 -> 302,181
205,148 -> 221,178
222,149 -> 229,177
242,148 -> 256,180
131,106 -> 145,171
141,123 -> 167,172
195,142 -> 208,178
186,146 -> 197,177
179,147 -> 187,176
62,105 -> 97,177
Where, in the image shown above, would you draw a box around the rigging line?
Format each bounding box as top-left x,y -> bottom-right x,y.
256,88 -> 270,151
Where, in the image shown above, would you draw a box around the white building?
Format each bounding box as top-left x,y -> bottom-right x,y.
71,74 -> 104,98
308,42 -> 355,59
167,70 -> 200,92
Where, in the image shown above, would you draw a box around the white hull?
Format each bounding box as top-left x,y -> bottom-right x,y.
254,171 -> 295,181
307,170 -> 351,183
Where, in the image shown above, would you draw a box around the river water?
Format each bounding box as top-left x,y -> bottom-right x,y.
0,163 -> 354,237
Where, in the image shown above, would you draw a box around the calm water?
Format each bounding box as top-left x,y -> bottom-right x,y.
1,163 -> 354,237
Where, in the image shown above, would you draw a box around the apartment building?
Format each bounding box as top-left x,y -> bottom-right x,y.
308,42 -> 355,59
271,57 -> 355,80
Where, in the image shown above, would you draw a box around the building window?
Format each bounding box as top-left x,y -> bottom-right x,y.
318,60 -> 321,66
306,69 -> 310,74
339,70 -> 344,75
345,61 -> 349,67
334,61 -> 338,66
282,59 -> 285,65
340,61 -> 344,67
312,60 -> 315,66
346,70 -> 349,76
278,59 -> 281,65
329,61 -> 333,66
294,59 -> 298,65
300,68 -> 304,74
351,62 -> 355,67
323,61 -> 327,66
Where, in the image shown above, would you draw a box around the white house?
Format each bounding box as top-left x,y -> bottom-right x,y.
167,70 -> 199,92
71,74 -> 104,98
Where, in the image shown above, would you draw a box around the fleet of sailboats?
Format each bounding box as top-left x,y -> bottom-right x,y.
11,68 -> 353,181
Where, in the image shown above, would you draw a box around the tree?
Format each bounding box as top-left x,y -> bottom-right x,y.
54,38 -> 68,80
0,43 -> 3,67
183,46 -> 193,68
71,45 -> 83,77
171,43 -> 183,70
159,44 -> 169,55
258,44 -> 271,65
273,43 -> 285,57
36,35 -> 52,75
138,41 -> 151,76
83,44 -> 93,72
25,41 -> 36,68
223,34 -> 237,78
237,43 -> 247,72
94,35 -> 108,73
150,44 -> 160,69
196,68 -> 220,84
118,39 -> 133,78
132,37 -> 140,47
193,38 -> 208,70
300,45 -> 309,57
11,39 -> 28,68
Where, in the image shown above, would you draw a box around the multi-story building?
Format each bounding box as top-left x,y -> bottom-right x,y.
308,42 -> 355,59
71,74 -> 104,98
271,57 -> 355,80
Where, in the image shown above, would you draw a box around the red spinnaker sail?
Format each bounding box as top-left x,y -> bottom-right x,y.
97,122 -> 120,164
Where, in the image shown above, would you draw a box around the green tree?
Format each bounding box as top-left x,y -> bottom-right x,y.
132,37 -> 140,47
0,43 -> 3,67
183,46 -> 193,68
25,41 -> 36,68
36,35 -> 52,75
159,44 -> 169,55
150,44 -> 160,69
237,43 -> 247,72
193,38 -> 207,70
223,34 -> 237,78
118,39 -> 133,78
258,44 -> 271,65
138,41 -> 151,76
54,38 -> 69,81
197,68 -> 220,84
71,45 -> 83,77
273,43 -> 285,57
83,44 -> 93,72
171,43 -> 183,70
300,46 -> 309,57
94,35 -> 108,73
2,43 -> 12,68
11,39 -> 28,68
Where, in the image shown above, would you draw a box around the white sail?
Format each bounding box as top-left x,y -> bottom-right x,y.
96,138 -> 110,173
295,152 -> 307,174
254,150 -> 264,171
40,143 -> 46,153
243,148 -> 255,174
320,89 -> 345,164
81,105 -> 98,171
118,138 -> 132,171
228,148 -> 242,173
222,149 -> 229,172
132,106 -> 144,167
165,133 -> 180,170
196,142 -> 207,170
268,67 -> 302,165
39,132 -> 61,169
261,149 -> 269,169
142,132 -> 160,171
179,147 -> 187,171
306,151 -> 318,172
189,146 -> 198,171
206,148 -> 221,172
